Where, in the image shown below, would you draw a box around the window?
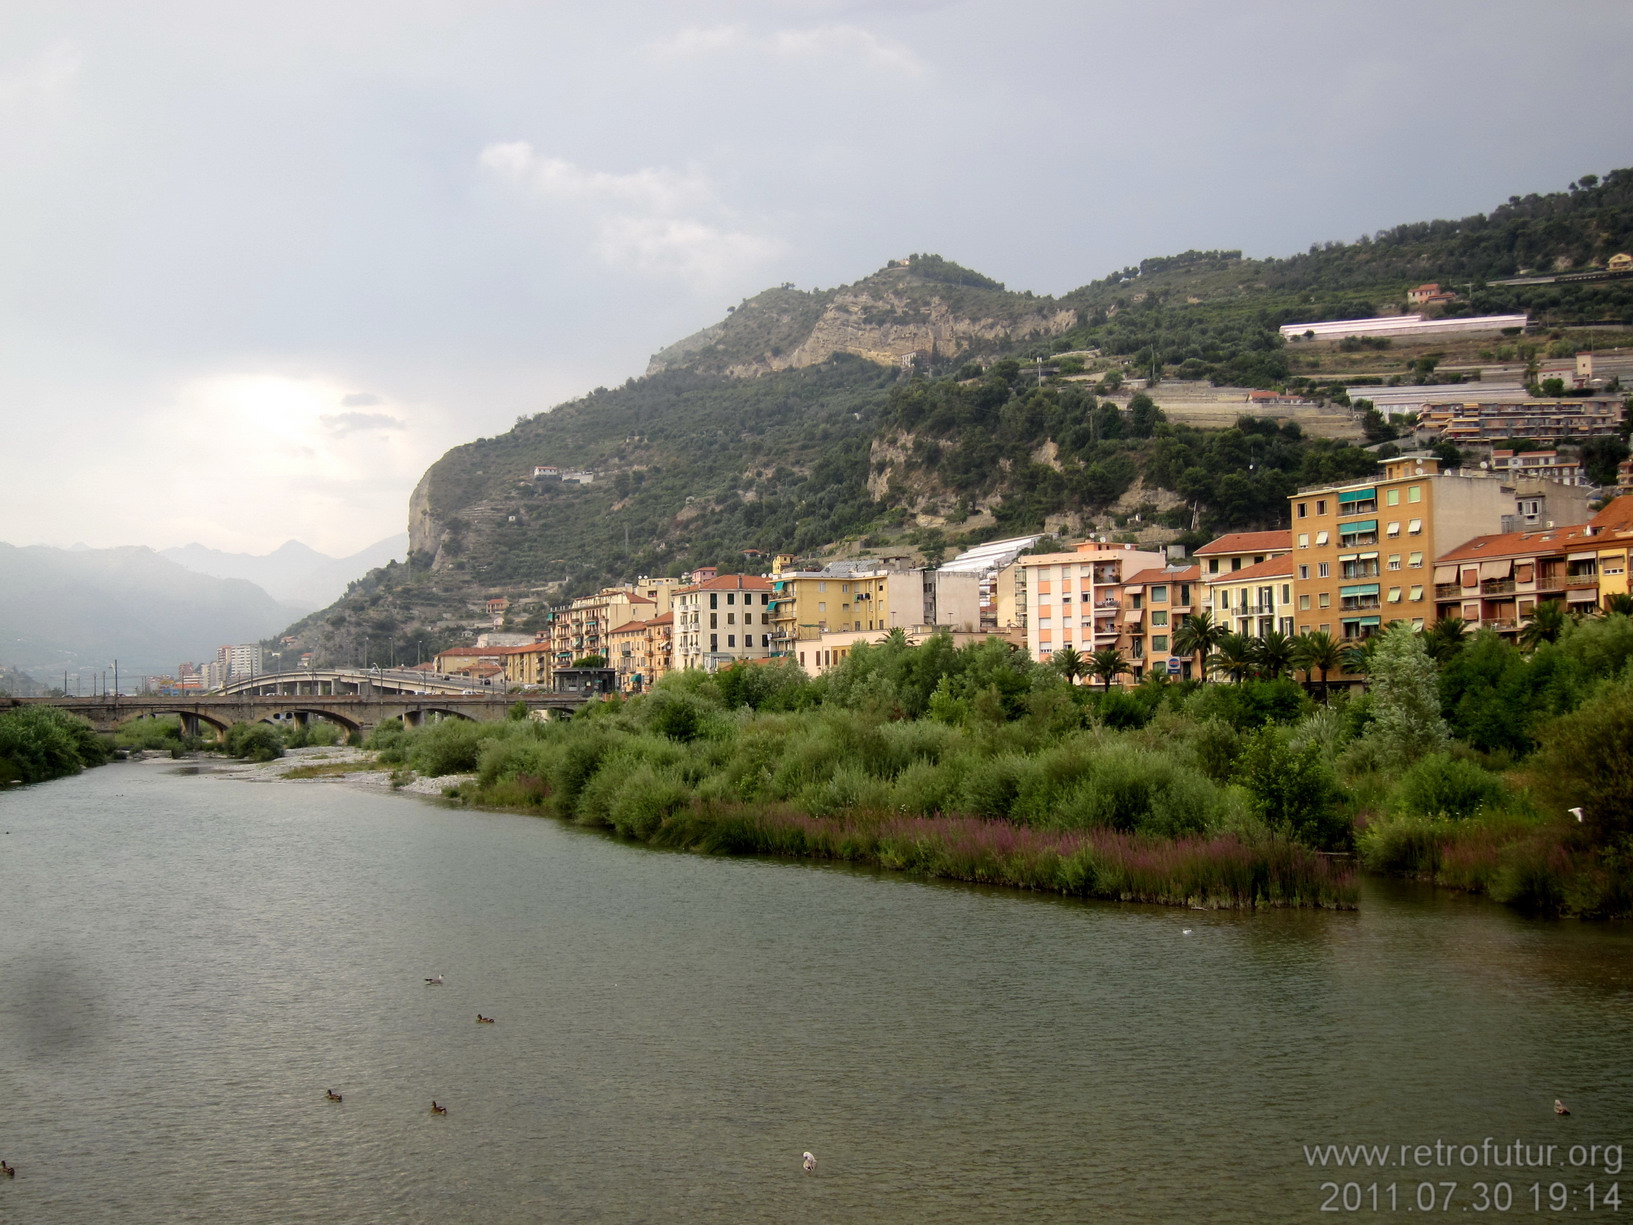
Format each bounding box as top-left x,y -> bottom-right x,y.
1386,522 -> 1402,537
1315,531 -> 1330,546
1316,499 -> 1328,515
1151,610 -> 1168,627
1218,590 -> 1230,610
727,593 -> 735,605
1407,519 -> 1423,534
1207,558 -> 1221,574
1281,584 -> 1291,602
1297,533 -> 1309,549
1179,584 -> 1191,605
1152,635 -> 1169,652
818,581 -> 827,592
726,613 -> 735,625
1409,551 -> 1423,568
817,602 -> 826,613
709,593 -> 718,609
1298,565 -> 1309,579
1387,587 -> 1402,603
1319,592 -> 1331,608
710,634 -> 718,651
710,613 -> 718,628
1318,562 -> 1330,578
1297,502 -> 1308,518
727,635 -> 736,648
1388,555 -> 1401,570
1151,585 -> 1168,602
1386,488 -> 1400,506
841,583 -> 850,594
1299,594 -> 1311,610
1408,486 -> 1422,503
1409,585 -> 1424,601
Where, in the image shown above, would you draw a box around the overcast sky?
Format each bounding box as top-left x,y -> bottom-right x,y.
3,0 -> 1630,557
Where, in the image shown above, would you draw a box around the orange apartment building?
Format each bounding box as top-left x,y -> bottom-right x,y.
1117,565 -> 1201,679
1290,454 -> 1526,642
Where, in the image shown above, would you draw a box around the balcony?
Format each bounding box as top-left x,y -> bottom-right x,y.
1534,573 -> 1566,592
1480,580 -> 1515,595
1565,574 -> 1599,589
1339,597 -> 1382,612
1434,584 -> 1460,599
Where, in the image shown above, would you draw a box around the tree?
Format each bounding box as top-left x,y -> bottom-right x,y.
1087,647 -> 1130,691
1365,624 -> 1449,767
1051,646 -> 1087,685
1424,616 -> 1469,664
1252,629 -> 1295,680
1518,601 -> 1567,651
1206,632 -> 1257,683
1237,730 -> 1348,850
1173,611 -> 1227,681
1530,674 -> 1633,848
1290,630 -> 1342,701
1603,593 -> 1633,617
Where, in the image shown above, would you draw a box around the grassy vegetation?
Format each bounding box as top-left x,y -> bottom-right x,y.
0,704 -> 112,785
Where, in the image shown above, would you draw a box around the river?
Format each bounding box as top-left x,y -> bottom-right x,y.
1,758 -> 1629,1223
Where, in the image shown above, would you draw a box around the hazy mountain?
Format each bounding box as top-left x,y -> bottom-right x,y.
0,543 -> 302,681
161,534 -> 407,609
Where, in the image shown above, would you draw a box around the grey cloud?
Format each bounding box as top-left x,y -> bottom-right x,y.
340,392 -> 383,407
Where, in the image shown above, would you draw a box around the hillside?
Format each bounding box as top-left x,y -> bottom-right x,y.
282,167 -> 1633,667
0,544 -> 302,681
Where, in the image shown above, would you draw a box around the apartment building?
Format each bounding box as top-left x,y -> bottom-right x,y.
643,612 -> 674,687
1433,497 -> 1633,629
1118,565 -> 1201,679
548,588 -> 656,672
768,561 -> 981,664
497,642 -> 553,688
673,574 -> 775,672
1289,454 -> 1519,641
1017,543 -> 1166,666
1204,556 -> 1296,639
1418,397 -> 1624,443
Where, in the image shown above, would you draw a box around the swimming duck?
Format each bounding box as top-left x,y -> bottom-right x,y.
425,974 -> 444,986
325,1089 -> 343,1102
476,1014 -> 495,1024
1,1160 -> 14,1177
1555,1099 -> 1571,1116
802,1151 -> 817,1175
430,1101 -> 448,1115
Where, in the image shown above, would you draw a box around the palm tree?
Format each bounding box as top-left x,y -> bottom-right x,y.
1051,645 -> 1086,685
882,626 -> 910,649
1087,646 -> 1131,691
1205,632 -> 1256,683
1601,593 -> 1633,617
1519,600 -> 1567,651
1337,636 -> 1376,678
1423,616 -> 1469,664
1252,629 -> 1295,680
1290,630 -> 1343,702
1172,611 -> 1226,682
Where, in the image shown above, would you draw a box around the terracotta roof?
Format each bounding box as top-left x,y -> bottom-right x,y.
1193,530 -> 1292,556
1435,522 -> 1616,564
647,611 -> 675,625
1122,566 -> 1201,585
675,574 -> 774,593
434,646 -> 504,657
1591,495 -> 1633,531
1205,554 -> 1295,582
607,619 -> 649,635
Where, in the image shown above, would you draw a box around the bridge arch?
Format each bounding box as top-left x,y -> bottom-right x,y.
400,707 -> 479,728
256,707 -> 365,737
114,708 -> 233,740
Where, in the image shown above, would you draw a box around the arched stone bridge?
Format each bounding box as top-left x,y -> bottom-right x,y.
20,670 -> 588,740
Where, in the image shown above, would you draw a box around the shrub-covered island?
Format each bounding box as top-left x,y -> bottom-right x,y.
366,615 -> 1629,916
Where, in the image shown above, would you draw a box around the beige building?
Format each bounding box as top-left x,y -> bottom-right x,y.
549,588 -> 656,673
1017,542 -> 1167,666
1204,556 -> 1296,639
796,626 -> 1019,677
673,574 -> 775,672
768,562 -> 981,659
1192,530 -> 1292,579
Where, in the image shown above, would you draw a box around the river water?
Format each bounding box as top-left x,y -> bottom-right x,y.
1,758 -> 1629,1223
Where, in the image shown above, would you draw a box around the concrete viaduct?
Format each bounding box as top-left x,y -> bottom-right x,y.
19,668 -> 589,740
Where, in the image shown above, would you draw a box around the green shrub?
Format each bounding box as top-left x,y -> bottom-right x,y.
224,721 -> 284,762
1392,752 -> 1504,820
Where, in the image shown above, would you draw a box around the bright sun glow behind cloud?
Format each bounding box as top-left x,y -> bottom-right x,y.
135,373 -> 439,554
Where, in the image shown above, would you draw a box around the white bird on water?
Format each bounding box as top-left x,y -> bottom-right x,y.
425,974 -> 444,985
1569,807 -> 1584,823
802,1152 -> 817,1175
1182,929 -> 1193,935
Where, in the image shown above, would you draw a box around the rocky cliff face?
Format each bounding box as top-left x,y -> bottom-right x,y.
407,469 -> 445,567
647,264 -> 1076,379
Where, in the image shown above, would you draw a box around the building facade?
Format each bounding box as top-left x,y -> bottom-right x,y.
1017,543 -> 1166,666
673,574 -> 775,672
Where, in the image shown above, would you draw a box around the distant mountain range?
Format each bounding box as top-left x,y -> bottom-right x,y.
0,543 -> 306,682
160,534 -> 407,609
